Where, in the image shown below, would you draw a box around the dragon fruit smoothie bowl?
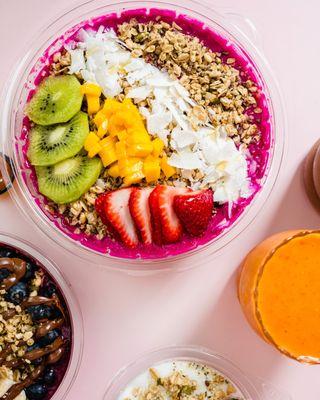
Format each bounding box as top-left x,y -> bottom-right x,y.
0,0 -> 284,268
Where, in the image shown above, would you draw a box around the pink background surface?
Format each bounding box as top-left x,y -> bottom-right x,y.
0,0 -> 320,398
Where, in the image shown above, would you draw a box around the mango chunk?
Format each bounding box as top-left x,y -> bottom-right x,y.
144,156 -> 161,183
81,82 -> 102,96
84,132 -> 100,151
108,163 -> 120,178
93,110 -> 107,127
123,171 -> 145,186
160,155 -> 176,179
99,147 -> 117,167
152,138 -> 164,157
87,95 -> 100,115
115,141 -> 127,161
127,142 -> 153,157
88,142 -> 102,158
97,120 -> 108,138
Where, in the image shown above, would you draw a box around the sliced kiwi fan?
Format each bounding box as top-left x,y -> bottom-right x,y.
36,155 -> 102,204
27,111 -> 89,166
26,75 -> 83,125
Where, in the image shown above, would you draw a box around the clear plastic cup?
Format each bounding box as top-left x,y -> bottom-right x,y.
0,232 -> 83,400
0,0 -> 286,271
103,345 -> 291,400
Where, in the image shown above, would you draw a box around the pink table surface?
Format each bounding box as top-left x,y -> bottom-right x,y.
0,0 -> 320,399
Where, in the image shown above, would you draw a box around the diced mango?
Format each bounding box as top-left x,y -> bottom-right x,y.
160,155 -> 176,179
93,110 -> 107,127
81,83 -> 102,97
126,131 -> 150,145
97,120 -> 108,138
115,142 -> 127,161
102,98 -> 123,118
100,136 -> 116,147
127,142 -> 153,157
119,158 -> 142,177
98,136 -> 117,167
87,95 -> 100,115
99,147 -> 117,167
152,138 -> 164,157
144,156 -> 161,183
116,130 -> 128,142
84,132 -> 100,151
108,163 -> 120,178
123,171 -> 145,186
88,142 -> 102,158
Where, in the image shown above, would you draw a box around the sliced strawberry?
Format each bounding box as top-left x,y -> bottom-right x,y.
173,188 -> 214,237
149,185 -> 190,244
95,193 -> 109,225
149,187 -> 163,245
129,187 -> 153,245
104,188 -> 139,248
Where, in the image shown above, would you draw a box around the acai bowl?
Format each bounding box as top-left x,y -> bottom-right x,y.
0,233 -> 83,400
0,0 -> 285,269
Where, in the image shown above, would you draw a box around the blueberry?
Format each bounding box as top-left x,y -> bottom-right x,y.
38,329 -> 60,347
42,367 -> 56,385
22,262 -> 37,281
0,248 -> 17,258
25,383 -> 47,400
5,282 -> 28,305
0,268 -> 10,280
39,283 -> 56,298
27,305 -> 53,321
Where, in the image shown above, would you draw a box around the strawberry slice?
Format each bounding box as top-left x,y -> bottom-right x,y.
104,188 -> 139,248
129,187 -> 153,245
95,193 -> 109,225
149,185 -> 190,244
173,189 -> 214,237
149,187 -> 163,245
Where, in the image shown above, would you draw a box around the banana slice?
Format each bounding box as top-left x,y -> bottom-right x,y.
0,378 -> 26,399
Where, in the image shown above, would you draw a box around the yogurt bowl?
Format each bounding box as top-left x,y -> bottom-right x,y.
0,0 -> 285,270
103,345 -> 290,400
0,233 -> 83,400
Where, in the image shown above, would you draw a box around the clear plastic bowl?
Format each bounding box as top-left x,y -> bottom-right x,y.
0,0 -> 286,271
0,232 -> 83,400
103,345 -> 291,400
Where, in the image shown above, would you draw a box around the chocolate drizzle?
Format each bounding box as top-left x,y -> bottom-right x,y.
0,257 -> 68,400
0,258 -> 26,290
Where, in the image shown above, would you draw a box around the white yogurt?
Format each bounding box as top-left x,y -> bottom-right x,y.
118,360 -> 244,400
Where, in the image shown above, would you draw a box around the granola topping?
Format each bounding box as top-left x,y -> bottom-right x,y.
118,361 -> 243,400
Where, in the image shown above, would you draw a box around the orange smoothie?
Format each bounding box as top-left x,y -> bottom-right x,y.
238,230 -> 320,363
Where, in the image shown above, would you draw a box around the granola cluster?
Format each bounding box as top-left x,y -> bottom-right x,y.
124,364 -> 241,400
118,18 -> 261,145
0,272 -> 42,382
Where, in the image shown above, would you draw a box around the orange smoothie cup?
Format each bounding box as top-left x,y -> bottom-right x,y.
238,230 -> 320,363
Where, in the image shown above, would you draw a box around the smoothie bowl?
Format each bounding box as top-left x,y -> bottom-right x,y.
0,233 -> 83,400
0,0 -> 285,268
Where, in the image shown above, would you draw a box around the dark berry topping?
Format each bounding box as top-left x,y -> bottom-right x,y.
0,268 -> 10,280
22,262 -> 37,281
38,329 -> 60,347
27,305 -> 53,321
0,248 -> 17,258
42,367 -> 56,385
5,282 -> 28,305
25,383 -> 47,400
39,282 -> 56,298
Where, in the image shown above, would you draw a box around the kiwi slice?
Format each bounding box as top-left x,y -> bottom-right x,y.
27,111 -> 89,166
26,75 -> 83,125
36,155 -> 102,204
